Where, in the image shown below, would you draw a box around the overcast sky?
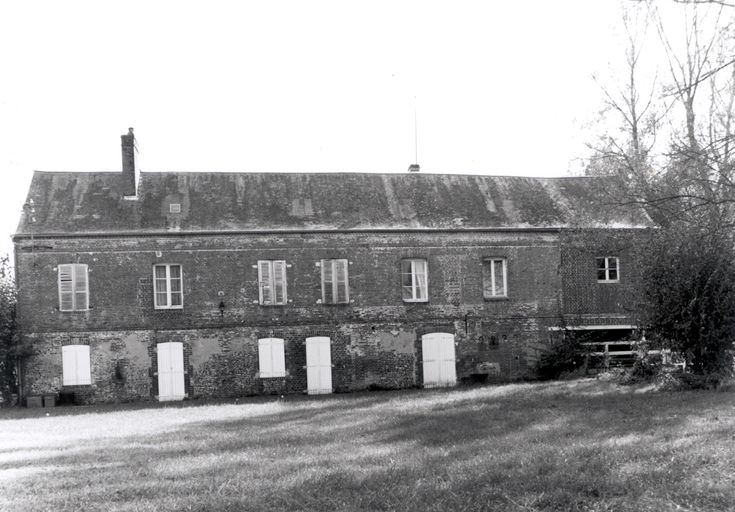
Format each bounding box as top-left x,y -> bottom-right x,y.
0,0 -> 633,256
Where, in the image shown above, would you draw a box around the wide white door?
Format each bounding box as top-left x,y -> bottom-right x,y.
157,342 -> 185,401
305,336 -> 332,395
422,333 -> 456,388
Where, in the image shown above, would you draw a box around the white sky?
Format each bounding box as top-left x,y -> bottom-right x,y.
0,0 -> 634,255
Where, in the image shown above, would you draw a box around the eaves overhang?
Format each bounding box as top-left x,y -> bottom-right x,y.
12,226 -> 577,242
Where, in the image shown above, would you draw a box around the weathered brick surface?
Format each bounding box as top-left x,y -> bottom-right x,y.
560,229 -> 646,322
15,228 -> 643,403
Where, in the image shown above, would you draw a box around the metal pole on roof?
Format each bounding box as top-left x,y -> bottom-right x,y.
414,96 -> 418,165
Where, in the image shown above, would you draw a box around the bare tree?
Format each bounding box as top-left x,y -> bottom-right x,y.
587,0 -> 735,383
590,0 -> 735,225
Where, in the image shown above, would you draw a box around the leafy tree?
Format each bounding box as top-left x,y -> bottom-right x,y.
0,255 -> 16,405
642,226 -> 735,382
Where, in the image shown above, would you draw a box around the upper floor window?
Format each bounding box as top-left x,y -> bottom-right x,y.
258,260 -> 287,305
401,258 -> 428,302
321,259 -> 349,304
483,258 -> 507,298
154,264 -> 183,309
58,264 -> 89,311
62,344 -> 91,386
596,257 -> 619,283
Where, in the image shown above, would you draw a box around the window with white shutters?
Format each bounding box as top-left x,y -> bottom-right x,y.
58,264 -> 89,311
482,258 -> 508,298
401,259 -> 428,302
153,264 -> 184,309
321,259 -> 349,304
258,260 -> 287,305
258,338 -> 286,377
62,344 -> 92,385
596,257 -> 619,283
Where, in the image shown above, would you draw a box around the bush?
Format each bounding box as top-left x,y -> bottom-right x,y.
536,335 -> 590,380
627,353 -> 664,383
642,227 -> 735,381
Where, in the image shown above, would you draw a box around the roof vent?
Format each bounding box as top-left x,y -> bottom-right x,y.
169,203 -> 181,214
408,164 -> 420,173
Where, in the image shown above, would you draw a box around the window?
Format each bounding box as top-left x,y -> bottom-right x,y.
62,344 -> 91,385
321,259 -> 349,304
482,258 -> 507,298
258,260 -> 287,305
153,264 -> 183,309
258,338 -> 286,377
596,257 -> 619,283
58,264 -> 89,311
401,258 -> 428,302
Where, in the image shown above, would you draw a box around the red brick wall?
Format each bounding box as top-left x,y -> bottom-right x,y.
559,229 -> 646,323
15,230 -> 582,402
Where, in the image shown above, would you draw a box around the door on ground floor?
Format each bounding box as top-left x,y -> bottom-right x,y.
422,332 -> 457,388
305,336 -> 332,395
157,342 -> 185,401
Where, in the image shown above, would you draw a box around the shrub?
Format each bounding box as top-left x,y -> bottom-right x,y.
536,334 -> 590,380
627,353 -> 663,383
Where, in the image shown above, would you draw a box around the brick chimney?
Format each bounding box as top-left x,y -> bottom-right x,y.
121,127 -> 138,197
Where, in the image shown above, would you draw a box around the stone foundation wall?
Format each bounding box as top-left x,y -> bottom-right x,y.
22,319 -> 550,403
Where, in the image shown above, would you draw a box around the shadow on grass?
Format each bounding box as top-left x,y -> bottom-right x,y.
2,380 -> 735,511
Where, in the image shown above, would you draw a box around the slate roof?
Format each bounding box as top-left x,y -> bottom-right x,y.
14,171 -> 654,237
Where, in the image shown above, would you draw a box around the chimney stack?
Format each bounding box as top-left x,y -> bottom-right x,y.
121,127 -> 138,197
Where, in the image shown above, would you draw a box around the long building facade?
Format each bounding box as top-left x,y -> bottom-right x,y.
12,131 -> 652,404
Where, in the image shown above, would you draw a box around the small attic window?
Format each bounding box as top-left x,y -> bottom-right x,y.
169,203 -> 181,214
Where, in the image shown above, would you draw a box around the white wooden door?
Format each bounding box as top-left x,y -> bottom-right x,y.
422,333 -> 457,388
157,342 -> 185,401
305,336 -> 332,395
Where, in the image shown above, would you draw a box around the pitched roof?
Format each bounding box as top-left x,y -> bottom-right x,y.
14,171 -> 654,237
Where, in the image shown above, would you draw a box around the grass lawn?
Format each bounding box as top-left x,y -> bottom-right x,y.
1,379 -> 734,512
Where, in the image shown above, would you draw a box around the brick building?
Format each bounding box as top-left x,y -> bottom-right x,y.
12,130 -> 653,404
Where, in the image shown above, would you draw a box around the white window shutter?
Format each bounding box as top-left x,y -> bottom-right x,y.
258,338 -> 273,377
74,265 -> 89,310
335,259 -> 348,303
62,344 -> 91,385
58,265 -> 74,311
76,345 -> 92,385
62,345 -> 76,385
258,261 -> 272,305
273,261 -> 287,304
273,338 -> 286,377
322,259 -> 333,304
259,338 -> 286,378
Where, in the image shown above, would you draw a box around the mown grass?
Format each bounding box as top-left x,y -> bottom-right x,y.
1,379 -> 734,511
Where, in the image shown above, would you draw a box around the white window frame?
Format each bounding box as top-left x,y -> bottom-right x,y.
401,258 -> 429,302
62,344 -> 92,386
58,264 -> 89,312
258,337 -> 286,378
321,259 -> 349,304
483,258 -> 508,298
153,264 -> 184,309
258,260 -> 288,305
596,256 -> 620,283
